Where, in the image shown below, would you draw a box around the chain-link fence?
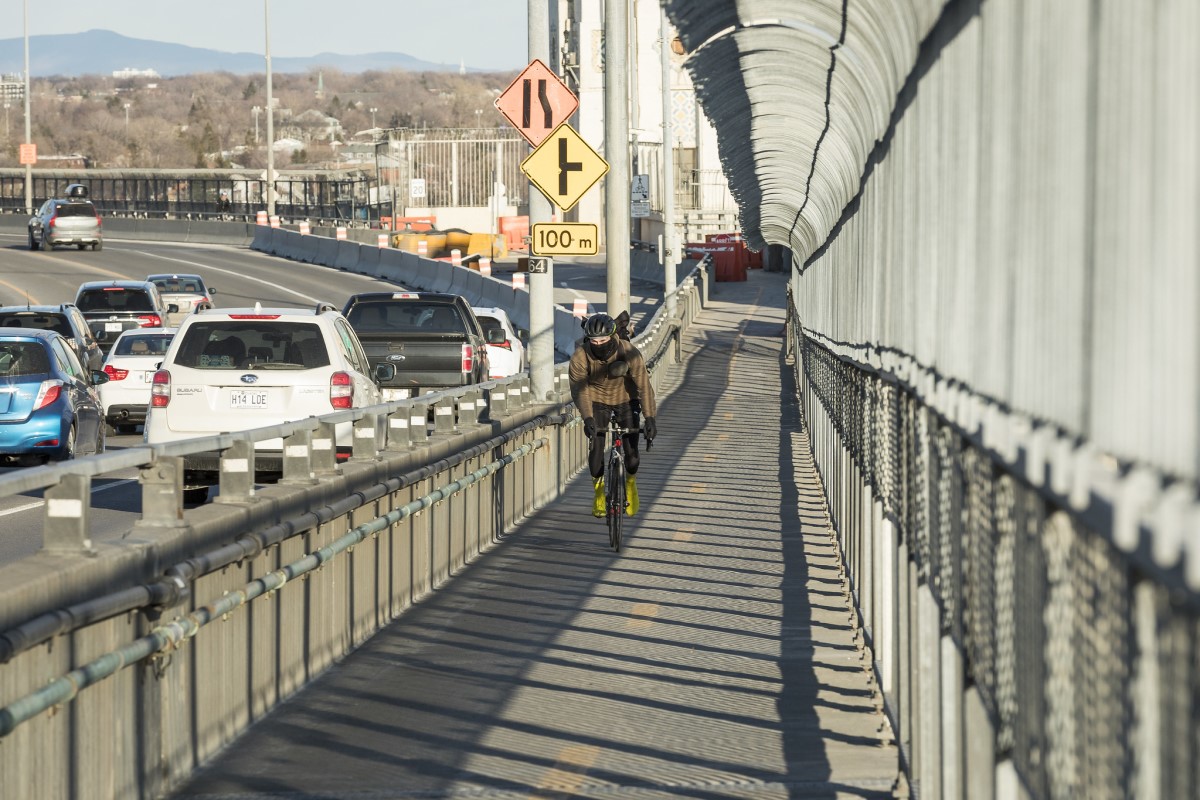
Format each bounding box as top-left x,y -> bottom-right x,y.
792,310 -> 1198,799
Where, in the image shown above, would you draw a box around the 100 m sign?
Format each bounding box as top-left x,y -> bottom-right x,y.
531,223 -> 599,256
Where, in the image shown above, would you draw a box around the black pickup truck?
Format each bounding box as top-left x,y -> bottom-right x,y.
342,292 -> 501,400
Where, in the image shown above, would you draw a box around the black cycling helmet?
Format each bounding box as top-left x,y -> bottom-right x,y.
582,313 -> 617,339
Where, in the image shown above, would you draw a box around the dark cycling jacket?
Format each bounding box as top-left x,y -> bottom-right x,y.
568,338 -> 657,422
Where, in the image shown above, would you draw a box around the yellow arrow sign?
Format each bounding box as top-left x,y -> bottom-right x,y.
521,122 -> 609,212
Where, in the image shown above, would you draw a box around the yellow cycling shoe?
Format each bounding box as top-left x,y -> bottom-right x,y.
593,477 -> 605,517
625,474 -> 639,516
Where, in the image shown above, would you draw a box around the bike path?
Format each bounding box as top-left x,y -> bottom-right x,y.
173,269 -> 900,799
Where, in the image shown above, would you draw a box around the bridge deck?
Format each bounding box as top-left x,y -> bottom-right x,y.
172,270 -> 899,799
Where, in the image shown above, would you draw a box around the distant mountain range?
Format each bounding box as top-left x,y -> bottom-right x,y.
0,29 -> 490,78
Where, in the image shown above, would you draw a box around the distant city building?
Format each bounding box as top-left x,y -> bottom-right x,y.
113,68 -> 160,80
0,75 -> 24,103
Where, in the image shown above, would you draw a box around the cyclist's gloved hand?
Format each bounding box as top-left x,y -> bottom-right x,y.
643,417 -> 657,441
583,417 -> 596,438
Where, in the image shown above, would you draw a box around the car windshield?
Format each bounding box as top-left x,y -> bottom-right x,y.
114,334 -> 174,357
0,342 -> 51,377
347,302 -> 462,333
76,289 -> 154,313
0,313 -> 72,336
173,321 -> 329,370
152,278 -> 203,294
56,203 -> 95,218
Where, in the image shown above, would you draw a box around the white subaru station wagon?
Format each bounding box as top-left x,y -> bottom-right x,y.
144,302 -> 394,503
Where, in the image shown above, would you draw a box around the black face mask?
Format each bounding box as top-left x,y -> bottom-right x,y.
586,338 -> 618,361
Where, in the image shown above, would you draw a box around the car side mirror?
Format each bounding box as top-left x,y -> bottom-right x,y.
90,369 -> 110,384
486,328 -> 507,345
375,363 -> 396,383
607,360 -> 629,378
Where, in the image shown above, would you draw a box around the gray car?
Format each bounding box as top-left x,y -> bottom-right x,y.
28,184 -> 103,251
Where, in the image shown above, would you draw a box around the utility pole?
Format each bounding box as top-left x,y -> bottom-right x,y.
527,0 -> 555,400
23,0 -> 32,214
660,8 -> 677,318
264,0 -> 276,217
604,0 -> 630,318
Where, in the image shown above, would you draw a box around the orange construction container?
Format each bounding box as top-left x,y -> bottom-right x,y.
498,215 -> 529,251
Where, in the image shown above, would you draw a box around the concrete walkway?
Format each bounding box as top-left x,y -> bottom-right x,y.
173,269 -> 899,799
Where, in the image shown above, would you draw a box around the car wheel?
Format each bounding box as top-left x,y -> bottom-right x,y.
77,244 -> 86,250
52,424 -> 77,462
95,424 -> 106,455
28,232 -> 39,251
183,486 -> 209,505
93,240 -> 103,252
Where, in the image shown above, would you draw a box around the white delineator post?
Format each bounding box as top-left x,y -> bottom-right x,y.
335,227 -> 347,241
378,233 -> 388,247
479,258 -> 492,277
573,298 -> 588,318
299,221 -> 310,235
512,272 -> 526,290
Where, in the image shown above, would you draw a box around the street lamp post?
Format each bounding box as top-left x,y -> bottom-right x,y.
252,105 -> 261,143
264,0 -> 276,217
123,102 -> 131,139
23,0 -> 32,213
369,107 -> 377,130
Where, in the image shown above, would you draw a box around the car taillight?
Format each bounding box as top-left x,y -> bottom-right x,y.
461,344 -> 474,373
136,314 -> 162,327
33,380 -> 63,411
330,371 -> 353,409
150,370 -> 171,407
104,364 -> 129,381
47,216 -> 57,229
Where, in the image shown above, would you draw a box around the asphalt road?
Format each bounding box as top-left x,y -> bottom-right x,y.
0,232 -> 667,563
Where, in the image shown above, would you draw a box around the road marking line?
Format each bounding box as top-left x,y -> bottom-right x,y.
0,479 -> 135,518
133,251 -> 328,303
0,278 -> 40,304
528,744 -> 597,798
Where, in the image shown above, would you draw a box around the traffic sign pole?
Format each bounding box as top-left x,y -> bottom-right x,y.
526,1 -> 556,402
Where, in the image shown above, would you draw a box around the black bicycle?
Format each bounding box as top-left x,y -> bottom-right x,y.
601,416 -> 649,552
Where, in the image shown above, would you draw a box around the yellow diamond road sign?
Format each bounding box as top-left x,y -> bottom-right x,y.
521,122 -> 609,212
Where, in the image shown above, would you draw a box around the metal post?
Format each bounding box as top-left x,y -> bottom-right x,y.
528,0 -> 556,401
604,0 -> 631,317
264,0 -> 276,217
660,8 -> 678,318
23,0 -> 32,214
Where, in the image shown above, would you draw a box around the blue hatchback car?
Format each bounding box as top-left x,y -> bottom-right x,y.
0,328 -> 109,466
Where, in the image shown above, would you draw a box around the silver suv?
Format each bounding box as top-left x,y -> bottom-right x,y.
28,184 -> 103,251
144,302 -> 395,503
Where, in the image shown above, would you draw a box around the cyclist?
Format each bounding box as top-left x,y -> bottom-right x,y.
569,313 -> 657,517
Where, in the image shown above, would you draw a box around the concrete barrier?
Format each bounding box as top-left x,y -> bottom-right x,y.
462,270 -> 485,305
315,236 -> 339,266
357,242 -> 382,277
334,240 -> 362,273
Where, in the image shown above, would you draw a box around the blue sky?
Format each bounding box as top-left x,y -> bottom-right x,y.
13,0 -> 529,71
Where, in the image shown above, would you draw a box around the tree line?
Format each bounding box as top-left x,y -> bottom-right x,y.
0,67 -> 515,170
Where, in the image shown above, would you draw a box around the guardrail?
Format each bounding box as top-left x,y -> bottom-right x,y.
0,230 -> 709,800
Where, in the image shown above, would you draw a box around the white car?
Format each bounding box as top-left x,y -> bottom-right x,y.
146,273 -> 216,326
144,303 -> 394,503
471,306 -> 527,379
99,327 -> 177,434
